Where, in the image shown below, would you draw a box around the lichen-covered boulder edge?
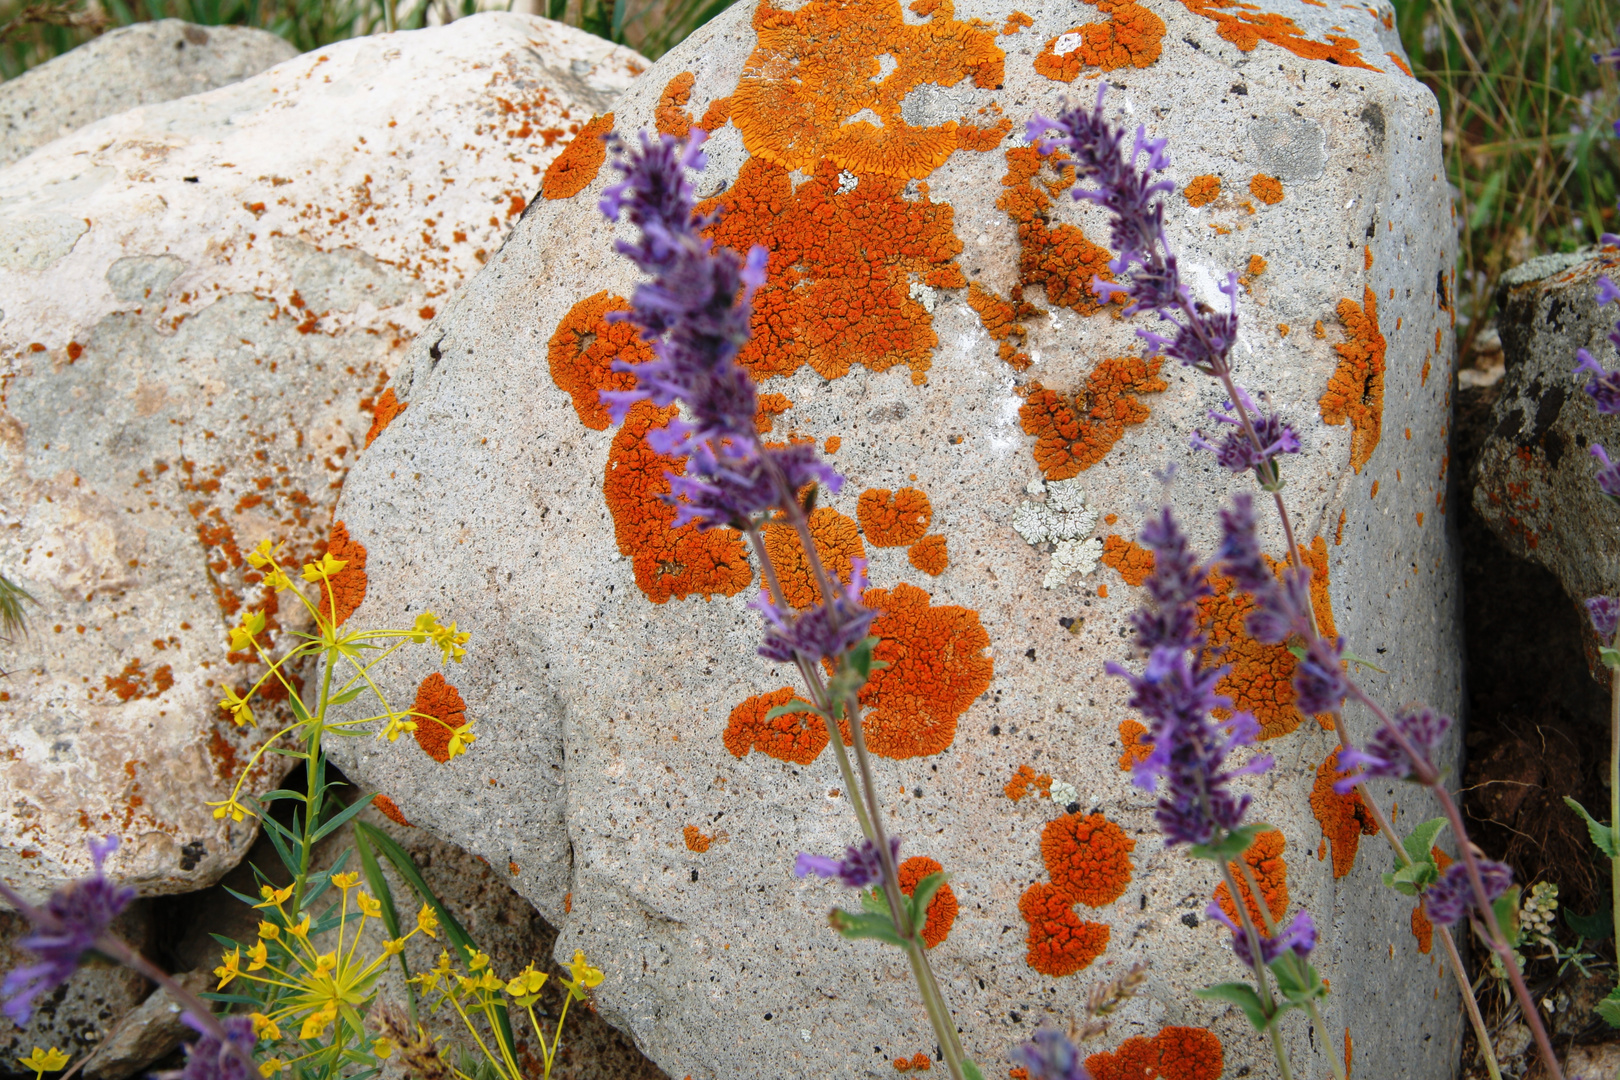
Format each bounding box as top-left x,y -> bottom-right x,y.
0,13 -> 646,900
331,0 -> 1462,1074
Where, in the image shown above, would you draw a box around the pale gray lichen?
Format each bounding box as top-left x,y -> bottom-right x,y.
1048,779 -> 1078,806
1012,477 -> 1100,588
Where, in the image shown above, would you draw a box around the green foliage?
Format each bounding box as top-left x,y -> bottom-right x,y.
1196,982 -> 1272,1031
1190,822 -> 1272,864
1381,817 -> 1448,896
1563,795 -> 1618,857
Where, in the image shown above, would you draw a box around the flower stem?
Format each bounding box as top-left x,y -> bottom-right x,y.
1216,860 -> 1292,1080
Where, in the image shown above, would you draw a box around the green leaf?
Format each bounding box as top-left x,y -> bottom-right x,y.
1190,823 -> 1271,864
1601,647 -> 1620,670
1382,860 -> 1438,897
326,685 -> 366,707
962,1062 -> 985,1080
847,637 -> 877,679
860,889 -> 889,917
1492,887 -> 1522,948
1565,905 -> 1614,942
905,872 -> 949,929
1401,818 -> 1449,866
763,699 -> 822,723
1269,958 -> 1325,1004
1564,797 -> 1619,857
1598,985 -> 1620,1029
828,908 -> 905,947
309,792 -> 376,844
1195,982 -> 1271,1031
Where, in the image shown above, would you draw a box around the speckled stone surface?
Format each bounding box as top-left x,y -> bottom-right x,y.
0,14 -> 645,901
328,1 -> 1463,1075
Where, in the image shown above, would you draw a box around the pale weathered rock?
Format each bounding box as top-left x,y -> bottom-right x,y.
329,0 -> 1462,1075
0,905 -> 150,1063
0,14 -> 646,900
0,21 -> 297,169
1473,246 -> 1620,669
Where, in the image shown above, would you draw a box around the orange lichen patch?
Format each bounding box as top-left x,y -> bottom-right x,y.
1020,360 -> 1168,480
1001,10 -> 1033,32
825,436 -> 841,453
1117,719 -> 1153,771
371,794 -> 412,827
1005,763 -> 1053,801
763,508 -> 866,608
1363,244 -> 1374,271
1042,812 -> 1135,907
317,521 -> 368,627
731,0 -> 1005,179
1085,1028 -> 1223,1080
966,282 -> 1039,371
1278,323 -> 1290,336
104,658 -> 175,702
893,1051 -> 935,1072
548,292 -> 653,430
683,825 -> 714,852
411,673 -> 469,764
908,534 -> 949,576
1410,902 -> 1434,953
1176,0 -> 1381,69
542,113 -> 614,201
702,158 -> 964,386
754,392 -> 794,433
1310,749 -> 1378,878
1320,286 -> 1386,473
955,115 -> 1014,151
1248,254 -> 1268,276
724,687 -> 829,765
656,72 -> 733,136
1032,0 -> 1166,81
899,855 -> 958,948
604,402 -> 753,604
1184,174 -> 1221,207
1213,829 -> 1289,931
1249,174 -> 1284,204
364,387 -> 407,448
842,583 -> 993,759
858,487 -> 933,547
1344,1029 -> 1353,1077
1020,883 -> 1111,976
1384,50 -> 1412,75
1100,534 -> 1155,586
997,147 -> 1118,315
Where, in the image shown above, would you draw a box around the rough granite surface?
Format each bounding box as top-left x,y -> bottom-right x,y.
0,21 -> 297,169
0,13 -> 646,900
327,1 -> 1463,1076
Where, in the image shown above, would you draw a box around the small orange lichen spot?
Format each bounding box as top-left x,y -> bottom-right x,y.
899,855 -> 958,948
1020,360 -> 1168,479
683,825 -> 714,853
1184,174 -> 1221,207
1420,357 -> 1431,386
1042,812 -> 1135,907
1248,254 -> 1267,276
1001,10 -> 1033,32
1416,511 -> 1424,526
657,72 -> 698,136
842,583 -> 993,759
1213,829 -> 1289,931
1117,719 -> 1153,771
1100,534 -> 1155,586
542,113 -> 614,201
966,282 -> 1040,370
1410,902 -> 1434,953
1097,584 -> 1108,598
858,487 -> 933,547
732,0 -> 1005,179
724,686 -> 829,764
764,507 -> 866,608
549,292 -> 654,430
1005,763 -> 1053,801
908,534 -> 949,576
1178,0 -> 1380,68
1249,174 -> 1284,204
317,521 -> 368,627
997,147 -> 1119,315
411,673 -> 469,764
509,861 -> 521,875
364,387 -> 407,448
754,391 -> 794,434
1104,513 -> 1118,525
825,436 -> 841,453
1032,0 -> 1166,81
372,794 -> 412,827
1344,1029 -> 1353,1078
1086,1027 -> 1224,1080
605,402 -> 753,603
1317,837 -> 1327,861
1363,244 -> 1374,271
66,341 -> 83,361
1320,286 -> 1386,473
1310,749 -> 1378,878
1278,323 -> 1290,336
1335,508 -> 1346,545
1314,320 -> 1327,338
1370,479 -> 1380,499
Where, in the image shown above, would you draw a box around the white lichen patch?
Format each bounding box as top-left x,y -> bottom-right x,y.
1048,780 -> 1078,806
1012,477 -> 1100,589
908,280 -> 937,313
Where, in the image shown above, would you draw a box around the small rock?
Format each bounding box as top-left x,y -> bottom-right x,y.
0,905 -> 150,1063
1565,1041 -> 1620,1080
80,970 -> 210,1080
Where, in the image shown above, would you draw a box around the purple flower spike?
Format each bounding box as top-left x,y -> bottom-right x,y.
1575,350 -> 1620,415
1010,1029 -> 1093,1080
1,836 -> 134,1025
1191,387 -> 1302,476
1292,636 -> 1348,716
1207,903 -> 1316,969
755,559 -> 877,663
158,1014 -> 256,1080
1334,707 -> 1451,792
795,837 -> 900,889
1424,860 -> 1513,927
1128,504 -> 1212,654
1591,444 -> 1620,501
1216,493 -> 1312,644
1588,596 -> 1620,639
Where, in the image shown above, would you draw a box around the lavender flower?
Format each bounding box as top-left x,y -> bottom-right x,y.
755,560 -> 877,663
1590,445 -> 1620,502
1589,595 -> 1620,639
1128,504 -> 1211,654
794,837 -> 900,889
1215,493 -> 1312,645
157,1015 -> 256,1080
1424,860 -> 1514,927
1191,388 -> 1301,478
1292,636 -> 1348,716
1576,350 -> 1620,415
1010,1030 -> 1093,1080
1206,903 -> 1316,969
0,836 -> 134,1025
1333,707 -> 1450,791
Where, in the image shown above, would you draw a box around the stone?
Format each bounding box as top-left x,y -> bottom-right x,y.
326,0 -> 1462,1075
0,21 -> 297,169
1472,246 -> 1620,663
0,904 -> 151,1063
0,14 -> 646,899
1566,1041 -> 1620,1080
79,970 -> 210,1080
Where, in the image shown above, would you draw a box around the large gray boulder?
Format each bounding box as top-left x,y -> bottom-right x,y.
0,20 -> 297,169
328,0 -> 1463,1075
0,13 -> 645,901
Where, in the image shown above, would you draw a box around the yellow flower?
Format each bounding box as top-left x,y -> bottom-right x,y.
445,724 -> 476,760
258,1059 -> 284,1078
331,872 -> 360,891
416,904 -> 439,938
256,884 -> 294,909
256,920 -> 281,941
372,1038 -> 394,1061
475,970 -> 503,992
505,965 -> 548,1001
382,937 -> 406,957
357,892 -> 382,918
301,553 -> 348,583
209,796 -> 252,823
247,539 -> 277,569
227,610 -> 266,653
380,714 -> 417,742
288,914 -> 311,939
313,952 -> 337,977
563,949 -> 603,1000
250,1013 -> 281,1041
18,1048 -> 70,1075
467,951 -> 490,972
299,1005 -> 336,1041
214,948 -> 241,989
218,686 -> 254,728
430,619 -> 470,664
261,567 -> 292,591
410,612 -> 441,643
246,941 -> 268,971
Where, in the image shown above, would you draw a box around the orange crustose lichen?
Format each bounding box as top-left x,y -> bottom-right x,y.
1320,286 -> 1387,473
966,282 -> 1040,371
1176,0 -> 1381,70
372,794 -> 412,827
1248,254 -> 1268,276
1100,534 -> 1155,586
702,157 -> 965,386
1311,748 -> 1379,878
996,147 -> 1117,315
683,825 -> 714,852
318,521 -> 368,627
1002,10 -> 1033,32
1032,0 -> 1166,80
899,855 -> 958,948
541,113 -> 614,201
1184,174 -> 1221,207
754,392 -> 793,433
1085,1027 -> 1223,1080
1411,903 -> 1434,953
548,292 -> 654,430
411,673 -> 469,764
605,402 -> 753,604
1019,812 -> 1133,977
1020,359 -> 1168,480
763,508 -> 867,608
908,534 -> 949,576
1117,719 -> 1153,771
858,487 -> 933,547
1005,763 -> 1053,801
724,687 -> 829,765
364,387 -> 407,448
731,0 -> 1004,180
1213,828 -> 1289,931
655,72 -> 733,136
1249,174 -> 1284,204
893,1052 -> 935,1072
